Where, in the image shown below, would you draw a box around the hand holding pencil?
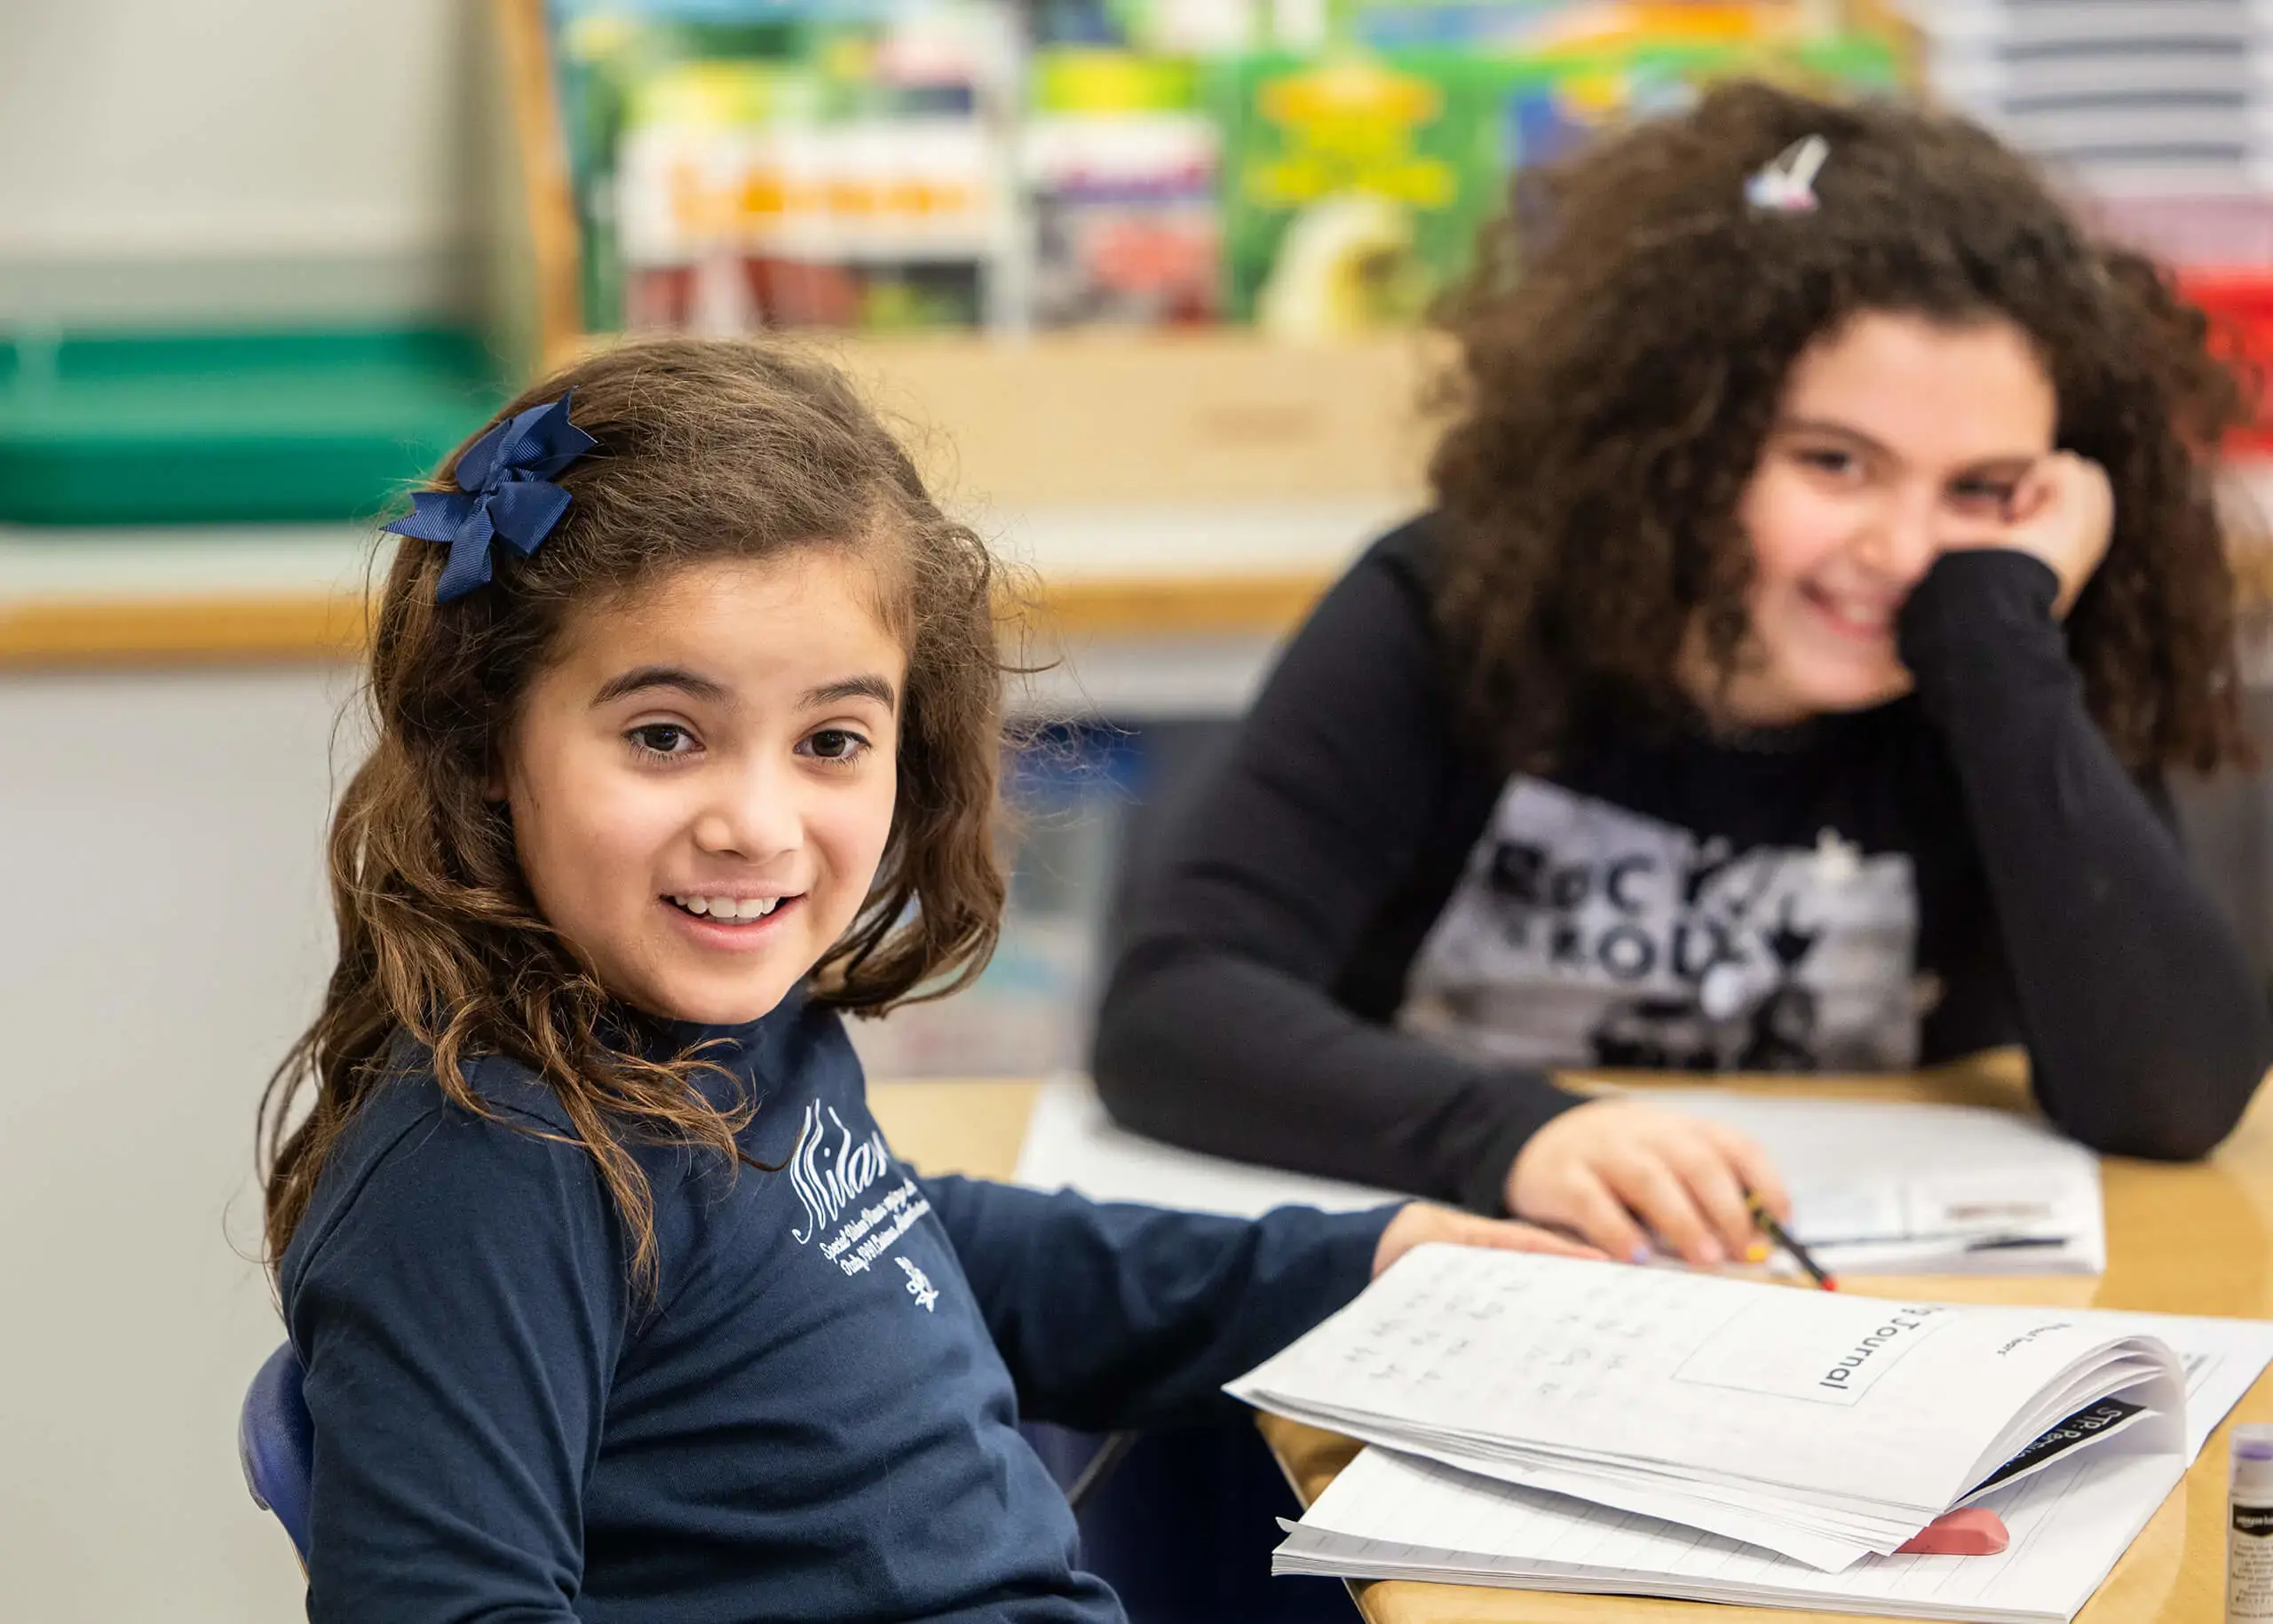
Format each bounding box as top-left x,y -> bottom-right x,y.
1506,1096 -> 1791,1267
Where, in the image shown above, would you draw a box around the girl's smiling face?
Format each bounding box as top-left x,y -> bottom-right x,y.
1697,310 -> 2059,725
501,551 -> 907,1026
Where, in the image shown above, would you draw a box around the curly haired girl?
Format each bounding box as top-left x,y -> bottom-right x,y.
1097,80 -> 2273,1268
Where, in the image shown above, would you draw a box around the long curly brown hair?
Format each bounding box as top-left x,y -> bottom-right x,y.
259,336 -> 1007,1295
1430,78 -> 2253,773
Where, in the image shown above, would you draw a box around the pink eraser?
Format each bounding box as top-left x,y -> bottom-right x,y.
1896,1508 -> 2010,1557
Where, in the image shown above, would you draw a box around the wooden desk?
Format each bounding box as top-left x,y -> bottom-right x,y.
871,1065 -> 2273,1624
869,1077 -> 1041,1183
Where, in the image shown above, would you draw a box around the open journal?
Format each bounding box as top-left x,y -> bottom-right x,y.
1276,1298 -> 2273,1623
1229,1246 -> 2273,1607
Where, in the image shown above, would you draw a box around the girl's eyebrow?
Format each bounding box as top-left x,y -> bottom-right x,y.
804,674 -> 898,711
1778,415 -> 2042,473
590,665 -> 732,708
1778,416 -> 1884,451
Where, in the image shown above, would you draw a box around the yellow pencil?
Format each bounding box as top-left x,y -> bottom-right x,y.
1747,1192 -> 1838,1291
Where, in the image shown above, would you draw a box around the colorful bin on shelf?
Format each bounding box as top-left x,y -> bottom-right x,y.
0,329 -> 503,527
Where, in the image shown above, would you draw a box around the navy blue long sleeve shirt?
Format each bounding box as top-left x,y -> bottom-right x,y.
279,992 -> 1394,1623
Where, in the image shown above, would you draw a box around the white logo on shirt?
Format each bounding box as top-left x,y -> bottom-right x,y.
898,1256 -> 939,1312
788,1102 -> 893,1245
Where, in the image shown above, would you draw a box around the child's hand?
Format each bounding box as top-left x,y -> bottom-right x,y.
1502,1097 -> 1788,1267
1371,1202 -> 1607,1279
1949,451 -> 2113,619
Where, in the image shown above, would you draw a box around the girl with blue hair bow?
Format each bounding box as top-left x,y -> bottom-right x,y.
258,334 -> 1596,1622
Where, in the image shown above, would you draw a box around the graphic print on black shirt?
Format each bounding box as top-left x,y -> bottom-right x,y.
1401,777 -> 1925,1073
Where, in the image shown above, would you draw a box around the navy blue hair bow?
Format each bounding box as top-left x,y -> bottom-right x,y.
387,391 -> 598,603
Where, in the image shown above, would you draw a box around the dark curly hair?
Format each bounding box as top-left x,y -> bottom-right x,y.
260,336 -> 1007,1296
1430,78 -> 2254,774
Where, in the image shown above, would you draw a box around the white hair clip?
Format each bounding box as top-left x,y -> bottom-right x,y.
1746,135 -> 1829,213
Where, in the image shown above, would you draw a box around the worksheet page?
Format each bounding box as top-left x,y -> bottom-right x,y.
1231,1248 -> 2181,1557
1638,1089 -> 2104,1272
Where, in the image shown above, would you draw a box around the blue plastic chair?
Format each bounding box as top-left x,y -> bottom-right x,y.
239,1343 -> 314,1565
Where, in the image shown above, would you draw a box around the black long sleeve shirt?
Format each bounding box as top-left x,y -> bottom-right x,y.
1095,516 -> 2271,1213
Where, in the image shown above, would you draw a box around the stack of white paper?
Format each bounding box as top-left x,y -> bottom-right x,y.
1235,1250 -> 2273,1620
1276,1447 -> 2171,1624
1015,1078 -> 2106,1276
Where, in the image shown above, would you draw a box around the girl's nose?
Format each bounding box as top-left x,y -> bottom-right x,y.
692,764 -> 801,862
1852,487 -> 1940,585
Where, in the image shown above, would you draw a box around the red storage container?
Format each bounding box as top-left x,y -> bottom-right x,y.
2177,269 -> 2273,455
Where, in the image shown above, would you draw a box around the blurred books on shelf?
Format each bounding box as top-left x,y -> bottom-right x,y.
1026,49 -> 1223,327
531,0 -> 1913,348
590,4 -> 1014,333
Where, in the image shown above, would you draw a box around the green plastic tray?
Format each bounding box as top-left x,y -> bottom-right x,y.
0,328 -> 504,527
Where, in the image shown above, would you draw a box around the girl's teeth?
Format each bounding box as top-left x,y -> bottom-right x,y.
673,895 -> 780,920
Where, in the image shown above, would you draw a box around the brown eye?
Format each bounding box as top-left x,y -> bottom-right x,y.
801,728 -> 869,764
1952,478 -> 2016,510
628,724 -> 695,757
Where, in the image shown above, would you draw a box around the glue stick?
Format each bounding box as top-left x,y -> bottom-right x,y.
2229,1424 -> 2273,1621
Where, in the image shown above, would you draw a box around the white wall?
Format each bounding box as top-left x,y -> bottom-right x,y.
0,5 -> 476,1610
0,0 -> 478,321
0,666 -> 352,1623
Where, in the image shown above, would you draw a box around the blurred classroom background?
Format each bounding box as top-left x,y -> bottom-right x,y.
8,1 -> 2273,1619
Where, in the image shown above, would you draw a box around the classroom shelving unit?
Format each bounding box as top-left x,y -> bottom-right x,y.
477,0 -> 1439,641
13,0 -> 2273,669
0,0 -> 1462,668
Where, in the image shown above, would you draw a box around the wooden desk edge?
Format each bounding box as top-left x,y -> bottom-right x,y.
0,573 -> 1334,669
